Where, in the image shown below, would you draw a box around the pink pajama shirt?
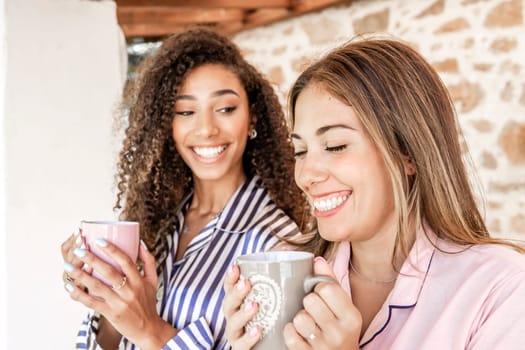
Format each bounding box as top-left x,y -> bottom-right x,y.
330,228 -> 525,349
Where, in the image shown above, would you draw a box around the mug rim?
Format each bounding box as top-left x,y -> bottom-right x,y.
236,251 -> 313,263
81,220 -> 139,226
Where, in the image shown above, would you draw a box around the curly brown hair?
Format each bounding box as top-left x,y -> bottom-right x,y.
114,27 -> 309,252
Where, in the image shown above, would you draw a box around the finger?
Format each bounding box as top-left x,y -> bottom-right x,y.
64,281 -> 110,315
222,276 -> 251,319
229,323 -> 261,350
61,229 -> 81,258
62,271 -> 75,284
62,230 -> 85,269
292,309 -> 320,345
223,264 -> 240,293
284,322 -> 310,350
63,260 -> 113,302
72,247 -> 129,294
88,239 -> 140,281
225,299 -> 258,342
139,240 -> 157,285
313,282 -> 360,326
313,257 -> 337,279
302,291 -> 335,331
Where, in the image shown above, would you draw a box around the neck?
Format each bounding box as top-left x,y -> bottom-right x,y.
350,243 -> 399,284
350,222 -> 416,284
190,172 -> 247,214
349,220 -> 416,282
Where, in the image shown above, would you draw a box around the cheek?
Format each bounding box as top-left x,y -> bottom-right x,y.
293,162 -> 305,190
171,120 -> 187,144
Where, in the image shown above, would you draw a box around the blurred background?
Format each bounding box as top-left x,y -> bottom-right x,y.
1,0 -> 524,349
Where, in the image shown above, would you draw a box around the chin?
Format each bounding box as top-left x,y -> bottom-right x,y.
317,223 -> 350,242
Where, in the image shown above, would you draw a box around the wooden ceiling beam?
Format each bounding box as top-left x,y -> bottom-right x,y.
120,23 -> 192,39
116,0 -> 292,8
116,0 -> 353,41
244,8 -> 290,26
118,7 -> 245,24
292,0 -> 348,12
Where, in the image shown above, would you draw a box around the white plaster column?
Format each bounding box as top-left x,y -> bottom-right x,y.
4,0 -> 126,348
1,0 -> 8,347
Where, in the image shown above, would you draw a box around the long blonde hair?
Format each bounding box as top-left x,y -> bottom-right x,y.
289,37 -> 524,259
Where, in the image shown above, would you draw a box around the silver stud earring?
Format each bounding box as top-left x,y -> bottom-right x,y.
249,129 -> 257,140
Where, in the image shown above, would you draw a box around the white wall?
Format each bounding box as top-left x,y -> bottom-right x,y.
1,0 -> 8,347
4,0 -> 126,348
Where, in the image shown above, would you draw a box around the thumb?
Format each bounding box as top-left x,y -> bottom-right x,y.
139,240 -> 157,284
314,256 -> 337,279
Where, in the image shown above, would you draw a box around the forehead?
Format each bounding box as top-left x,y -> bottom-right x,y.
178,64 -> 245,94
293,83 -> 361,133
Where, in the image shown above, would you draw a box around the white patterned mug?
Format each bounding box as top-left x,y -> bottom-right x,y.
236,251 -> 336,349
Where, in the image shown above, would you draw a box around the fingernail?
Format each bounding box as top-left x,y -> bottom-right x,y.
75,234 -> 82,245
95,238 -> 107,247
65,283 -> 74,293
236,279 -> 245,291
73,248 -> 86,257
244,300 -> 254,312
249,326 -> 259,337
228,264 -> 235,277
140,239 -> 148,250
63,262 -> 74,272
314,256 -> 326,263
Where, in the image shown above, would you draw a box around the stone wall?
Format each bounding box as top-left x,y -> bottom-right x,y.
233,0 -> 525,240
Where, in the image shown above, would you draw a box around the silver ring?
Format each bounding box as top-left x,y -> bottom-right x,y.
112,276 -> 127,291
64,273 -> 74,283
308,333 -> 316,341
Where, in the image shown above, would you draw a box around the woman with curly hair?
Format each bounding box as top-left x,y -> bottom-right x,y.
223,37 -> 525,349
60,27 -> 309,349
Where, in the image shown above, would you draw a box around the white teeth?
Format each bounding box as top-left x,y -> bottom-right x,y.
193,145 -> 226,158
313,195 -> 348,212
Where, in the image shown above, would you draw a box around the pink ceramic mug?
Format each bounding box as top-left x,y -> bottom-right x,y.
81,220 -> 140,285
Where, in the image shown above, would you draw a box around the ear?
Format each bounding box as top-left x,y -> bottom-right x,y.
403,155 -> 416,176
250,115 -> 258,129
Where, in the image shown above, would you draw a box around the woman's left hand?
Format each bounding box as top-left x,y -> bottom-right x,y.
283,257 -> 362,350
64,240 -> 176,349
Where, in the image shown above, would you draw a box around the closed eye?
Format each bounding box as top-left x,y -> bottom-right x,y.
175,110 -> 194,116
217,106 -> 237,114
293,150 -> 306,158
325,145 -> 347,153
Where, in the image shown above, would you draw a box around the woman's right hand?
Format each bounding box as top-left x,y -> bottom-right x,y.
60,229 -> 89,290
222,264 -> 261,350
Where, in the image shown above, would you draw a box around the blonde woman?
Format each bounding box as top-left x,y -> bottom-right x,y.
223,37 -> 525,349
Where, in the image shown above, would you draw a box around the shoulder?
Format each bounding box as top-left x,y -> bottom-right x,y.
432,239 -> 525,284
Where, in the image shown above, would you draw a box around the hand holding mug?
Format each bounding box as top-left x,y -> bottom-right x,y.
236,251 -> 338,349
283,257 -> 362,350
61,229 -> 90,291
62,222 -> 175,348
81,221 -> 140,289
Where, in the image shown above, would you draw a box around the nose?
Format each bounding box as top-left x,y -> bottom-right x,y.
195,112 -> 219,137
295,152 -> 328,190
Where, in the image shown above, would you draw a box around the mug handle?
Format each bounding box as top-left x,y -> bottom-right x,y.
304,275 -> 338,293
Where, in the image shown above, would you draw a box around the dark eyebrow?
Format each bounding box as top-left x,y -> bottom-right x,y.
290,124 -> 356,140
175,89 -> 240,102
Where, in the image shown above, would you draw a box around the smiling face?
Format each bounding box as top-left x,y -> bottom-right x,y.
291,83 -> 397,244
172,64 -> 252,184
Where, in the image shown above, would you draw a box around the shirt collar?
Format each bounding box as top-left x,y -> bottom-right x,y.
359,224 -> 437,346
178,175 -> 271,235
388,224 -> 436,306
330,225 -> 436,303
215,175 -> 272,233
